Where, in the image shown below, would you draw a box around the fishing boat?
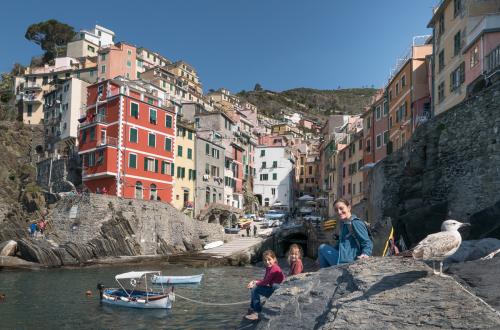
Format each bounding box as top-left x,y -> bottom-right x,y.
204,240 -> 223,250
97,271 -> 174,309
151,273 -> 203,285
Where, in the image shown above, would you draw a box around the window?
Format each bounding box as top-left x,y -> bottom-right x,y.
89,127 -> 95,140
42,76 -> 48,85
149,108 -> 157,124
439,50 -> 445,72
165,137 -> 172,151
454,31 -> 461,56
101,65 -> 106,74
375,106 -> 382,120
439,14 -> 445,37
205,163 -> 210,175
272,161 -> 277,168
383,101 -> 388,116
366,116 -> 371,129
438,82 -> 445,103
450,62 -> 465,92
150,184 -> 157,200
101,54 -> 106,61
260,174 -> 268,181
273,173 -> 277,180
396,82 -> 399,95
348,183 -> 351,194
308,166 -> 312,175
148,133 -> 156,147
131,102 -> 139,118
366,139 -> 371,153
389,116 -> 393,128
144,157 -> 158,172
205,143 -> 210,155
358,139 -> 363,150
88,45 -> 95,53
137,60 -> 143,68
135,182 -> 143,199
129,153 -> 137,168
127,60 -> 131,67
262,162 -> 266,168
27,104 -> 33,117
271,188 -> 276,195
211,148 -> 220,159
401,75 -> 406,88
188,131 -> 193,140
470,46 -> 479,68
260,150 -> 265,157
389,90 -> 392,102
161,161 -> 171,174
486,45 -> 500,72
165,115 -> 172,128
177,145 -> 183,157
353,183 -> 356,195
383,131 -> 389,145
187,148 -> 192,159
376,134 -> 382,149
454,0 -> 462,17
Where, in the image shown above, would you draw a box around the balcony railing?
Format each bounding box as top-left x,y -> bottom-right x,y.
97,136 -> 118,147
78,114 -> 108,128
486,45 -> 500,74
23,83 -> 42,91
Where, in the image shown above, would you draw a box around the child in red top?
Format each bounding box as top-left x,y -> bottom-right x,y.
245,250 -> 284,321
287,244 -> 303,276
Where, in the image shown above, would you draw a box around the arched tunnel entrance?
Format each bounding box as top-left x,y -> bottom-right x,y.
278,233 -> 308,258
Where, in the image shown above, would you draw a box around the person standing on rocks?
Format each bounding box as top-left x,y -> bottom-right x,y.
317,198 -> 372,268
253,224 -> 258,237
246,225 -> 251,237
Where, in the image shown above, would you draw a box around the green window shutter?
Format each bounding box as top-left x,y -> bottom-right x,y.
165,138 -> 171,151
150,109 -> 157,123
193,170 -> 196,180
130,128 -> 137,143
165,115 -> 172,128
273,161 -> 277,168
177,167 -> 181,178
144,157 -> 148,171
273,173 -> 277,180
188,169 -> 192,180
177,145 -> 183,157
161,161 -> 165,174
187,148 -> 192,159
154,159 -> 158,173
188,131 -> 192,140
206,143 -> 209,154
148,134 -> 155,147
129,154 -> 136,168
131,103 -> 139,118
182,167 -> 186,178
171,163 -> 175,176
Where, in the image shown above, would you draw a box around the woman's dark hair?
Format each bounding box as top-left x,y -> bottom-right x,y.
333,198 -> 350,207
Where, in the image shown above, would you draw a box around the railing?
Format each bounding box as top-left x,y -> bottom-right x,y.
23,95 -> 41,103
23,82 -> 42,90
97,136 -> 118,147
78,114 -> 108,128
486,45 -> 500,74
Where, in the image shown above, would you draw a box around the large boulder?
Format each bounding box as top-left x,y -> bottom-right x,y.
0,240 -> 17,256
16,239 -> 62,267
445,238 -> 500,264
253,257 -> 500,329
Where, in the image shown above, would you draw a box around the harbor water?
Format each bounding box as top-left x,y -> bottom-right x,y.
0,263 -> 262,329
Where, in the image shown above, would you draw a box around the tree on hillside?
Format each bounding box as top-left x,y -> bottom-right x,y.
25,19 -> 76,64
254,83 -> 263,91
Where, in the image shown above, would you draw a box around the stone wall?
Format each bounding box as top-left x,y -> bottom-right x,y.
367,82 -> 500,247
36,155 -> 81,193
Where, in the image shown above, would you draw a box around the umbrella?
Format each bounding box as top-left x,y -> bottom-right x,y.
316,196 -> 328,201
298,195 -> 314,201
305,200 -> 317,205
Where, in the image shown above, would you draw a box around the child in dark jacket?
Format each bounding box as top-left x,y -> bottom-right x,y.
287,244 -> 303,276
245,250 -> 285,321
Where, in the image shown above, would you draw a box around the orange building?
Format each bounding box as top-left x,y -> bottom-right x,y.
78,77 -> 176,202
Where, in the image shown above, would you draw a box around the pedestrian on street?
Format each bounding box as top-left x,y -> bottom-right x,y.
253,224 -> 258,237
246,225 -> 250,237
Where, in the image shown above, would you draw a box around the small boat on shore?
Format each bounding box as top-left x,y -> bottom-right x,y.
204,241 -> 223,250
224,227 -> 240,234
98,271 -> 174,309
152,274 -> 203,285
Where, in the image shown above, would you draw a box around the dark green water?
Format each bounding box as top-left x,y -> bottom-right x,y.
0,263 -> 262,329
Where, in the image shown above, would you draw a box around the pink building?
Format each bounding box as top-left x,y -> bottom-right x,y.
299,118 -> 314,130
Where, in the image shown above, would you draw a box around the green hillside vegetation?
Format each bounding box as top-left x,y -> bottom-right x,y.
238,87 -> 378,122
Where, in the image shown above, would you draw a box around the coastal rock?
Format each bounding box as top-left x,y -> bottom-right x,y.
0,240 -> 17,256
445,238 -> 500,264
0,256 -> 41,269
16,239 -> 62,267
255,257 -> 500,329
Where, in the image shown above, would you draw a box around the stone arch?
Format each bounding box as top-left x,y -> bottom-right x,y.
231,214 -> 238,227
208,214 -> 217,224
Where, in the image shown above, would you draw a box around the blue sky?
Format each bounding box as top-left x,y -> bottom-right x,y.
0,0 -> 437,92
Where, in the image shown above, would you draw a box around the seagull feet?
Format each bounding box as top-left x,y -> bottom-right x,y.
438,273 -> 451,278
433,270 -> 440,275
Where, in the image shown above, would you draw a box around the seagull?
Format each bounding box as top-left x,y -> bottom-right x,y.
412,220 -> 470,276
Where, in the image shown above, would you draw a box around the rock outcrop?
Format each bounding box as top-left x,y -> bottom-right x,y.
1,194 -> 227,268
254,257 -> 500,329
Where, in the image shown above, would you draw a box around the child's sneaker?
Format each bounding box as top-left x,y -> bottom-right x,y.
245,312 -> 259,321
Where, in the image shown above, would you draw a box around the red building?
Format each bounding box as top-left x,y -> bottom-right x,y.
78,77 -> 176,202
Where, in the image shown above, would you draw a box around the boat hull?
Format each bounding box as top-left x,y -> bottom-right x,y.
152,274 -> 203,284
101,289 -> 173,309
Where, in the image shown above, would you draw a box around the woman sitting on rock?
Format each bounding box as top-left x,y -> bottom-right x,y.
318,198 -> 372,268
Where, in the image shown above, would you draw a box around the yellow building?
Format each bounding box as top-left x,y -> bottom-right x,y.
428,0 -> 499,115
172,120 -> 196,217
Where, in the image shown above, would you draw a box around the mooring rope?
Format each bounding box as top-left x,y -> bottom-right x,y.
174,293 -> 248,306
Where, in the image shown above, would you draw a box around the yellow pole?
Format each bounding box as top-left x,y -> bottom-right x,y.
382,227 -> 394,257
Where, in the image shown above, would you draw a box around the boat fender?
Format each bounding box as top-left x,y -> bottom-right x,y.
120,297 -> 129,302
137,299 -> 146,303
169,293 -> 175,302
130,279 -> 137,286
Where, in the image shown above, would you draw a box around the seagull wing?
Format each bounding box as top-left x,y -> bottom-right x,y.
412,232 -> 461,260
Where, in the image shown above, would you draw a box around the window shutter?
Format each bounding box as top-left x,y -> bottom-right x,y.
154,159 -> 158,173
171,163 -> 175,176
161,161 -> 165,174
144,158 -> 148,171
193,170 -> 196,180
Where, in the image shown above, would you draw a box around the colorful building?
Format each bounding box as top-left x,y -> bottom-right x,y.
78,77 -> 177,202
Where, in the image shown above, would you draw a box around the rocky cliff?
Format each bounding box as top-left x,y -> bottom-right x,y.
254,257 -> 500,329
1,194 -> 226,268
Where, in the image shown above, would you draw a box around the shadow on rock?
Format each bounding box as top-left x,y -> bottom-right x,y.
350,270 -> 428,302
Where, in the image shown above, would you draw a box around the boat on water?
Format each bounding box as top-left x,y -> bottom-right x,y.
152,274 -> 203,285
98,271 -> 174,309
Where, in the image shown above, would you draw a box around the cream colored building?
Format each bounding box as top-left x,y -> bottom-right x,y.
428,0 -> 500,115
172,120 -> 196,217
66,25 -> 115,58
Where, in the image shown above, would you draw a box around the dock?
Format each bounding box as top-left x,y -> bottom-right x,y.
202,236 -> 263,258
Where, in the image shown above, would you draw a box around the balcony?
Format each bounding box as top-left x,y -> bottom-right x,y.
23,83 -> 42,91
23,95 -> 42,104
78,114 -> 108,128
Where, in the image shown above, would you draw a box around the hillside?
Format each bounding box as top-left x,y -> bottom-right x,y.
237,87 -> 378,122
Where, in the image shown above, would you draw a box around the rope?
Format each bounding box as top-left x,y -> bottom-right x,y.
174,293 -> 248,306
452,279 -> 500,318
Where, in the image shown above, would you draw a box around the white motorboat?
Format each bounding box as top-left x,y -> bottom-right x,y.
152,274 -> 203,285
98,271 -> 174,309
204,241 -> 223,250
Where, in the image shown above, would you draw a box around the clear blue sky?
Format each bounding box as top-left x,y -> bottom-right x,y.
1,0 -> 437,92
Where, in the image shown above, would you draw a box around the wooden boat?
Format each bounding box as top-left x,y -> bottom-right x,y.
151,273 -> 203,285
224,227 -> 240,234
98,271 -> 174,309
204,240 -> 224,250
